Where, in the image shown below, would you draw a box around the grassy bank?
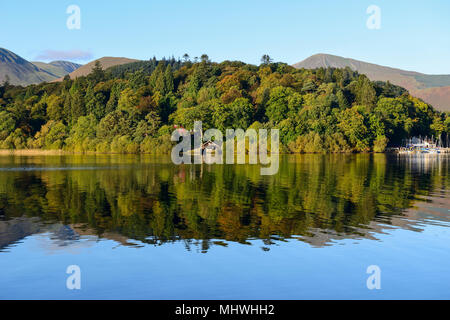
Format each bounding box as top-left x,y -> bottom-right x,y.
0,149 -> 70,156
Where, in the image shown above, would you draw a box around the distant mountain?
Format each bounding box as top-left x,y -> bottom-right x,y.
1,48 -> 139,85
0,48 -> 56,85
293,54 -> 450,111
0,48 -> 82,86
57,57 -> 140,81
32,61 -> 82,78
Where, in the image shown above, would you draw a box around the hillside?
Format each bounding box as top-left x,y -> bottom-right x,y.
294,54 -> 450,111
32,61 -> 82,78
0,48 -> 56,85
57,57 -> 140,80
0,48 -> 82,86
411,86 -> 450,112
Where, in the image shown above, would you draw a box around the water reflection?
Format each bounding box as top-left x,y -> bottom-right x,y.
0,154 -> 448,252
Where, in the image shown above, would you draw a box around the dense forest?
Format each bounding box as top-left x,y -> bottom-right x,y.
0,55 -> 449,153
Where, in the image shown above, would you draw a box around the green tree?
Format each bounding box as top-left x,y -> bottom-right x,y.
46,94 -> 64,121
164,64 -> 175,94
97,110 -> 132,140
90,61 -> 105,82
353,75 -> 376,110
133,112 -> 161,143
338,107 -> 370,151
266,86 -> 301,124
228,97 -> 254,128
65,114 -> 98,151
261,54 -> 273,65
0,111 -> 15,140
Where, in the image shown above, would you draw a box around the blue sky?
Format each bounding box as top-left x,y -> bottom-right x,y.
1,0 -> 449,74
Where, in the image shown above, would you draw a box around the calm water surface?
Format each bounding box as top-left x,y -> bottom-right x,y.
0,154 -> 449,299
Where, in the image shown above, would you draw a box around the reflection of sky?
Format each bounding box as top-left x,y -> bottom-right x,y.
34,233 -> 98,255
1,221 -> 450,300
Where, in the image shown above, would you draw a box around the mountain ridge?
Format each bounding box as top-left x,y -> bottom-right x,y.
293,53 -> 450,111
0,48 -> 57,85
0,48 -> 82,86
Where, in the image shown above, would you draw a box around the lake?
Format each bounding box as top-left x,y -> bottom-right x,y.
0,154 -> 449,299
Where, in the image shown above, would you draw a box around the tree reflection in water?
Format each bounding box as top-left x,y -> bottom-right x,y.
0,154 -> 448,252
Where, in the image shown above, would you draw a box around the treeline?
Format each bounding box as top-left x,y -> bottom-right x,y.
0,55 -> 449,153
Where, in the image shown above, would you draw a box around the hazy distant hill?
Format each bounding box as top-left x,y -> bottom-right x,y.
294,54 -> 450,111
32,61 -> 82,78
0,48 -> 82,86
57,57 -> 140,81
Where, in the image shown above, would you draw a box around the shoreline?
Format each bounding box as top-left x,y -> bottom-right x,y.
0,149 -> 374,156
0,149 -> 71,156
1,149 -> 448,156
